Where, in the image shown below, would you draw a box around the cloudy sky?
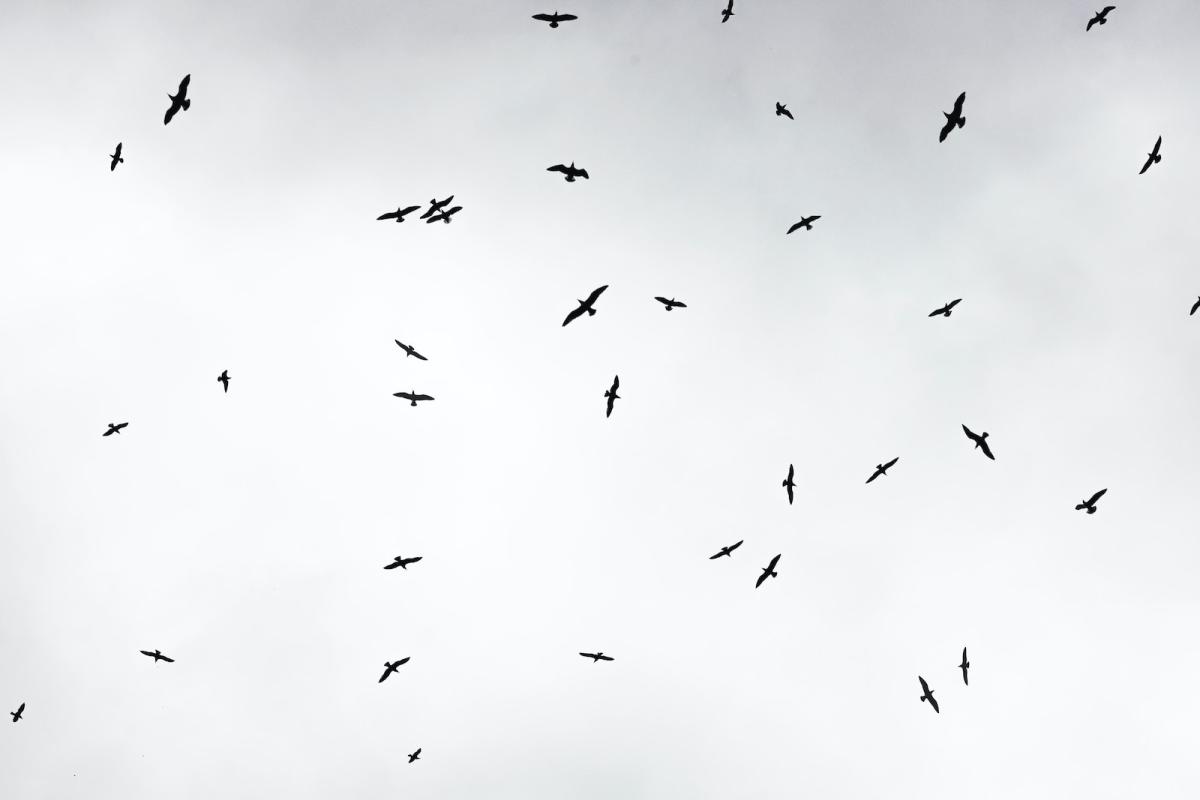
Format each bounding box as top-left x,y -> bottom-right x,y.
2,0 -> 1200,797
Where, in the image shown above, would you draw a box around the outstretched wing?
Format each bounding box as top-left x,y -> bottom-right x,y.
377,211 -> 398,220
557,13 -> 578,21
946,298 -> 962,311
178,74 -> 191,94
610,375 -> 620,392
939,116 -> 955,142
755,570 -> 770,588
654,297 -> 670,305
547,164 -> 569,174
883,457 -> 899,470
598,654 -> 613,661
1086,14 -> 1099,31
786,221 -> 804,234
952,92 -> 965,116
412,394 -> 434,402
961,424 -> 977,442
979,439 -> 995,460
1191,297 -> 1200,316
928,305 -> 946,317
383,561 -> 401,569
579,652 -> 595,659
562,305 -> 586,327
16,702 -> 24,715
413,748 -> 421,757
1088,488 -> 1108,505
396,657 -> 410,666
576,168 -> 589,179
1151,135 -> 1162,156
866,468 -> 881,484
140,650 -> 155,657
585,285 -> 609,305
160,654 -> 175,663
767,553 -> 781,571
928,694 -> 940,713
393,392 -> 415,401
532,13 -> 554,21
404,556 -> 423,565
728,540 -> 743,553
919,675 -> 931,694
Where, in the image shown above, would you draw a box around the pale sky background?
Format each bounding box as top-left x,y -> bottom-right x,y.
2,1 -> 1200,797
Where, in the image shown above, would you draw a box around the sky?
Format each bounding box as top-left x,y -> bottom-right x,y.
2,0 -> 1200,797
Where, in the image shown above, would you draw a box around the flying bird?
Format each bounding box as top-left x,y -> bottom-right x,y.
1075,488 -> 1107,514
939,91 -> 966,142
163,74 -> 191,125
604,375 -> 620,418
103,422 -> 128,437
782,464 -> 796,505
377,205 -> 421,223
420,196 -> 454,219
562,285 -> 608,327
756,554 -> 781,588
1139,136 -> 1162,175
787,216 -> 820,234
709,540 -> 744,559
532,11 -> 577,27
379,658 -> 410,683
866,457 -> 899,484
1191,296 -> 1200,316
721,0 -> 734,23
109,142 -> 123,171
384,556 -> 423,570
217,370 -> 230,393
959,648 -> 970,685
579,652 -> 614,662
918,676 -> 939,713
961,424 -> 995,460
547,162 -> 589,182
140,649 -> 174,663
393,390 -> 434,407
408,749 -> 421,764
394,340 -> 428,361
1086,6 -> 1116,31
655,297 -> 686,311
928,299 -> 963,317
425,205 -> 462,224
10,703 -> 24,723
775,102 -> 793,120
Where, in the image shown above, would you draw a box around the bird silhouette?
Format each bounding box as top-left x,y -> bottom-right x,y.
756,554 -> 781,588
109,142 -> 123,171
939,91 -> 966,142
1087,6 -> 1116,31
420,196 -> 454,219
1075,488 -> 1107,514
384,556 -> 423,570
929,299 -> 962,317
394,340 -> 428,361
562,285 -> 608,327
918,676 -> 939,712
782,464 -> 796,505
1191,296 -> 1200,316
604,375 -> 620,418
379,658 -> 410,683
547,162 -> 589,182
579,652 -> 614,662
140,649 -> 174,663
721,0 -> 734,23
866,457 -> 899,484
532,11 -> 577,27
164,74 -> 191,125
787,216 -> 821,234
425,206 -> 462,224
655,297 -> 687,311
959,648 -> 970,685
408,748 -> 421,763
710,540 -> 744,559
9,703 -> 24,723
961,424 -> 995,460
377,205 -> 421,223
103,422 -> 128,437
1139,136 -> 1162,175
775,102 -> 793,120
393,391 -> 434,407
217,370 -> 230,393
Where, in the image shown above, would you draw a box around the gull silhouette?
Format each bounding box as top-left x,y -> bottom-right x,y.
384,556 -> 423,570
655,297 -> 687,311
604,375 -> 620,418
721,0 -> 734,23
787,216 -> 820,234
929,299 -> 962,317
866,457 -> 899,484
379,658 -> 410,683
425,205 -> 462,224
1087,6 -> 1116,31
394,340 -> 428,361
1075,488 -> 1107,514
579,652 -> 614,662
103,422 -> 128,437
756,554 -> 781,588
562,285 -> 608,327
109,142 -> 123,171
710,540 -> 743,559
532,11 -> 577,28
164,74 -> 191,125
377,205 -> 421,223
408,748 -> 421,764
547,162 -> 589,182
919,676 -> 939,712
10,703 -> 24,723
959,648 -> 970,685
961,424 -> 995,460
420,196 -> 454,219
775,102 -> 793,120
394,391 -> 434,407
939,92 -> 966,142
1191,296 -> 1200,316
217,370 -> 230,393
1139,136 -> 1162,175
782,464 -> 796,505
140,649 -> 174,663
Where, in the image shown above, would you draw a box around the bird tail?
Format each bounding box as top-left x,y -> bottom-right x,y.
1154,154 -> 1161,163
1087,507 -> 1097,514
587,308 -> 596,316
182,98 -> 191,110
958,117 -> 966,128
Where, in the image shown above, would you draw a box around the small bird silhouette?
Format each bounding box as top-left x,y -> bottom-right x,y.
532,11 -> 577,27
393,391 -> 434,407
384,556 -> 423,570
377,205 -> 421,223
756,554 -> 781,588
1086,6 -> 1116,31
655,297 -> 687,311
604,375 -> 620,418
425,206 -> 462,224
775,102 -> 793,120
379,658 -> 410,683
1139,136 -> 1162,175
164,74 -> 191,125
420,196 -> 454,219
866,457 -> 899,484
579,652 -> 614,662
10,703 -> 24,723
562,285 -> 608,327
1191,296 -> 1200,316
918,676 -> 939,712
217,370 -> 230,393
787,216 -> 821,234
939,91 -> 966,142
961,424 -> 995,460
109,142 -> 123,171
782,464 -> 796,505
928,299 -> 962,317
547,162 -> 589,182
103,422 -> 129,437
709,540 -> 744,559
959,648 -> 970,685
394,340 -> 428,361
721,0 -> 734,23
1075,488 -> 1107,514
408,748 -> 421,764
140,649 -> 174,663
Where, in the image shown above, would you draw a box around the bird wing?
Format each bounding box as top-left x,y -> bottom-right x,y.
178,74 -> 190,93
547,164 -> 568,173
115,423 -> 128,430
393,392 -> 415,400
929,695 -> 940,713
161,655 -> 175,662
1191,298 -> 1200,316
585,285 -> 609,305
755,570 -> 769,588
786,221 -> 804,234
938,117 -> 954,142
562,305 -> 586,326
605,395 -> 615,417
378,668 -> 391,682
404,556 -> 423,565
947,298 -> 962,310
787,464 -> 794,483
115,143 -> 122,156
558,13 -> 578,21
611,375 -> 620,392
961,424 -> 977,442
654,297 -> 670,305
728,540 -> 743,552
401,205 -> 421,216
979,439 -> 995,460
576,168 -> 589,179
599,654 -> 613,660
883,457 -> 899,469
786,482 -> 794,503
919,676 -> 930,693
866,469 -> 880,484
709,550 -> 724,559
675,300 -> 687,307
377,211 -> 397,220
413,394 -> 434,402
383,562 -> 400,569
767,554 -> 781,571
1086,15 -> 1098,30
579,652 -> 595,658
413,749 -> 421,757
952,92 -> 965,116
532,13 -> 553,21
1139,155 -> 1153,174
781,108 -> 794,119
1089,488 -> 1107,505
928,306 -> 945,317
140,650 -> 155,657
16,703 -> 24,714
397,657 -> 410,665
1152,135 -> 1162,155
1103,5 -> 1115,11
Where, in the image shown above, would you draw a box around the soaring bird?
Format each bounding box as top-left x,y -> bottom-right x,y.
775,102 -> 793,120
1139,136 -> 1162,175
655,297 -> 687,311
959,648 -> 970,686
408,748 -> 422,764
425,205 -> 462,224
939,91 -> 966,142
394,340 -> 428,361
787,216 -> 821,234
164,74 -> 191,125
579,652 -> 614,662
782,464 -> 796,505
10,703 -> 24,723
866,457 -> 899,484
377,205 -> 421,223
604,375 -> 620,418
721,0 -> 734,23
379,658 -> 410,683
961,424 -> 995,460
562,285 -> 608,327
1191,296 -> 1200,316
1075,488 -> 1107,514
532,11 -> 577,27
547,162 -> 589,182
918,676 -> 939,712
140,649 -> 174,663
1087,6 -> 1116,31
709,540 -> 744,559
109,142 -> 124,171
217,370 -> 230,393
756,554 -> 781,588
384,555 -> 423,570
103,422 -> 129,437
420,196 -> 454,219
929,299 -> 963,317
393,390 -> 434,407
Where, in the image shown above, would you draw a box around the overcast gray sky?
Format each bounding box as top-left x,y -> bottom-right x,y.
2,0 -> 1200,797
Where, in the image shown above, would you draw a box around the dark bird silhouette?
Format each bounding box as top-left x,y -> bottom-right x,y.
10,703 -> 24,723
1075,488 -> 1107,514
939,91 -> 966,142
961,424 -> 995,460
1191,296 -> 1200,316
140,649 -> 174,663
103,422 -> 128,437
562,285 -> 608,327
377,205 -> 421,223
775,102 -> 794,120
164,74 -> 191,125
420,196 -> 454,219
579,652 -> 614,662
425,205 -> 462,224
393,390 -> 434,407
109,142 -> 123,171
929,299 -> 963,317
782,464 -> 796,505
408,748 -> 421,763
1087,6 -> 1116,31
1139,136 -> 1162,175
217,370 -> 230,393
918,676 -> 939,712
547,162 -> 589,182
384,556 -> 423,570
787,216 -> 820,234
756,554 -> 781,588
959,648 -> 970,686
655,297 -> 686,311
532,11 -> 577,27
721,0 -> 734,23
394,340 -> 428,361
604,375 -> 620,418
379,658 -> 410,683
866,457 -> 899,484
709,540 -> 744,559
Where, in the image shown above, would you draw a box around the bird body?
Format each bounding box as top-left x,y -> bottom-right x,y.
384,556 -> 423,570
961,424 -> 995,460
721,0 -> 734,22
710,540 -> 744,559
1075,488 -> 1107,514
866,457 -> 899,484
377,205 -> 421,223
782,464 -> 796,505
10,702 -> 25,722
532,11 -> 577,27
929,299 -> 962,317
140,649 -> 174,663
103,422 -> 129,437
918,676 -> 939,712
756,554 -> 781,588
379,658 -> 411,683
547,162 -> 589,182
1087,6 -> 1116,31
562,285 -> 608,327
394,340 -> 428,360
939,92 -> 966,142
393,391 -> 434,407
787,216 -> 820,234
775,102 -> 793,120
579,652 -> 614,662
109,142 -> 123,171
217,370 -> 230,393
164,74 -> 191,125
959,648 -> 970,685
1140,136 -> 1162,174
604,375 -> 620,418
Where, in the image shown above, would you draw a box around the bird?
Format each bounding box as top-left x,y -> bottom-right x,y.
1139,136 -> 1162,175
721,0 -> 734,23
217,370 -> 230,393
393,391 -> 434,407
9,703 -> 24,723
163,74 -> 191,125
655,297 -> 686,311
425,206 -> 462,224
928,299 -> 963,317
532,11 -> 577,27
109,142 -> 123,171
787,216 -> 821,234
939,91 -> 966,142
379,658 -> 410,683
377,205 -> 421,223
1087,6 -> 1116,31
782,464 -> 796,505
384,556 -> 423,570
420,196 -> 454,219
547,162 -> 589,182
140,649 -> 174,663
408,749 -> 421,764
103,422 -> 128,437
604,375 -> 620,418
918,676 -> 939,713
709,540 -> 744,559
1075,488 -> 1107,514
579,652 -> 614,662
394,340 -> 428,361
959,648 -> 970,686
1191,296 -> 1200,316
961,424 -> 995,460
775,102 -> 793,120
865,457 -> 899,484
756,554 -> 781,588
562,285 -> 608,327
